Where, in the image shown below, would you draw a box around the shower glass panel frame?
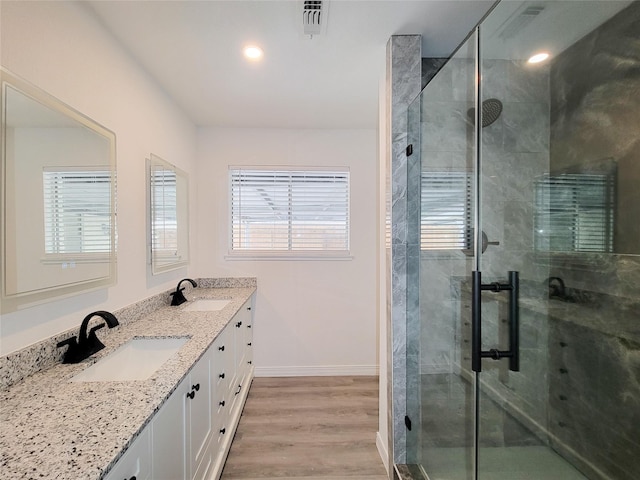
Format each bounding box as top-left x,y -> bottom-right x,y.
408,1 -> 640,479
406,28 -> 478,480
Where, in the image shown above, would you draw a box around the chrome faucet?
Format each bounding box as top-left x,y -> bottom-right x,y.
170,278 -> 198,306
56,311 -> 119,364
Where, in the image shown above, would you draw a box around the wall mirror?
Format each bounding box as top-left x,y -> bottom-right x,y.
1,68 -> 117,313
148,153 -> 189,274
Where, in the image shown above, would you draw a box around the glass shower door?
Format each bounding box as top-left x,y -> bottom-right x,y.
412,30 -> 478,480
413,2 -> 639,480
473,1 -> 640,479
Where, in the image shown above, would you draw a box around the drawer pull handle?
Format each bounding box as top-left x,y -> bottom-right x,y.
219,400 -> 225,407
219,373 -> 225,379
192,383 -> 200,392
220,428 -> 226,435
218,345 -> 225,351
186,391 -> 195,400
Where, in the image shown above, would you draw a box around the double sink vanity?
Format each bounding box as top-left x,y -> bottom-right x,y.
0,69 -> 257,479
0,281 -> 256,480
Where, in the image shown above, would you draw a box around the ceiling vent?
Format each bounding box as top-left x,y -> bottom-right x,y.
302,1 -> 327,38
498,5 -> 545,40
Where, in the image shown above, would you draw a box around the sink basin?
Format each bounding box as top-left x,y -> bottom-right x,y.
182,298 -> 230,312
70,337 -> 189,382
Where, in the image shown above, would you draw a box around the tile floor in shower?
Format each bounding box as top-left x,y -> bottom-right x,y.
419,373 -> 587,480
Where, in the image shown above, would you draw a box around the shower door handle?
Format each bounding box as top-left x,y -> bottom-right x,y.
471,271 -> 519,372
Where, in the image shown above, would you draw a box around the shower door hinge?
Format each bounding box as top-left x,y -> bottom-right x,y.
405,415 -> 412,431
406,144 -> 413,156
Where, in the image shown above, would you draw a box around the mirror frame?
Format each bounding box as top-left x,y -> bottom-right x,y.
148,153 -> 190,275
1,68 -> 117,312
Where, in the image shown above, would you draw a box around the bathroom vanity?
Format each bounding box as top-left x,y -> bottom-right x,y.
0,282 -> 255,480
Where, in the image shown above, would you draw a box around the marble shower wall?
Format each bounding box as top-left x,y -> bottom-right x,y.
548,0 -> 640,301
386,35 -> 422,468
544,3 -> 640,479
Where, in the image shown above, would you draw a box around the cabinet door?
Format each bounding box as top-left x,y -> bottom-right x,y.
244,303 -> 254,375
212,326 -> 231,395
187,348 -> 212,480
104,428 -> 151,480
152,379 -> 187,480
242,299 -> 254,378
232,299 -> 253,399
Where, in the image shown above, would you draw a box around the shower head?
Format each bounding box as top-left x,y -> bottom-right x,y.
467,98 -> 503,127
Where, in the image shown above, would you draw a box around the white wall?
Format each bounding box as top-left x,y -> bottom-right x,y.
0,2 -> 381,380
195,128 -> 377,375
376,73 -> 390,472
0,1 -> 197,354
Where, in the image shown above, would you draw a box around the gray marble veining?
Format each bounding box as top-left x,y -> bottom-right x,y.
387,34 -> 422,468
0,280 -> 256,480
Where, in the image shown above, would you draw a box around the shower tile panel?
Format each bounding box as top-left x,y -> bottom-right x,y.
388,32 -> 422,466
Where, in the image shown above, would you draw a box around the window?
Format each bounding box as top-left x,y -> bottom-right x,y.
229,168 -> 349,255
421,171 -> 472,251
534,173 -> 614,253
43,168 -> 113,256
151,168 -> 178,258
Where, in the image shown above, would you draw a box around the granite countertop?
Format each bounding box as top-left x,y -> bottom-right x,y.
0,285 -> 255,480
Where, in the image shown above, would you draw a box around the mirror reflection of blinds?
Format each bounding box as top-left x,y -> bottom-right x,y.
43,169 -> 112,254
421,171 -> 472,250
230,169 -> 349,251
535,173 -> 614,253
151,169 -> 178,255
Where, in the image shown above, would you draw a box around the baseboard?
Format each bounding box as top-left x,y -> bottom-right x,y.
254,364 -> 379,377
376,431 -> 390,475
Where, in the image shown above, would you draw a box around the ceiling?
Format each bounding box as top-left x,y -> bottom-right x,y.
86,1 -> 495,129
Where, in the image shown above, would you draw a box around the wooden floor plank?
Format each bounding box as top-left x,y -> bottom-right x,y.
221,376 -> 387,479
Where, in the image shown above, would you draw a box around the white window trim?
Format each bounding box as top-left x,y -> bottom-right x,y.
227,166 -> 352,260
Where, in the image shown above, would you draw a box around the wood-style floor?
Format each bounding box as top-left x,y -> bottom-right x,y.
221,376 -> 388,480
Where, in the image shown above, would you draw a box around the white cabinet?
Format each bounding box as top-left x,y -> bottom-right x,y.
187,349 -> 213,480
228,298 -> 253,414
150,346 -> 213,480
105,428 -> 151,480
150,376 -> 186,480
241,300 -> 254,381
106,293 -> 254,480
211,297 -> 254,478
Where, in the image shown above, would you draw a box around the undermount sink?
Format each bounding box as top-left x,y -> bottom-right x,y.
70,337 -> 189,382
182,298 -> 230,312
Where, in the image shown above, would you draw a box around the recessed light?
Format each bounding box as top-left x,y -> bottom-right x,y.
528,52 -> 550,64
243,45 -> 263,61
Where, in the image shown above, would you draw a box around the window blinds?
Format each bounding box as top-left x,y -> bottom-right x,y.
421,171 -> 472,250
151,168 -> 178,255
43,169 -> 112,255
535,173 -> 614,253
230,169 -> 350,252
